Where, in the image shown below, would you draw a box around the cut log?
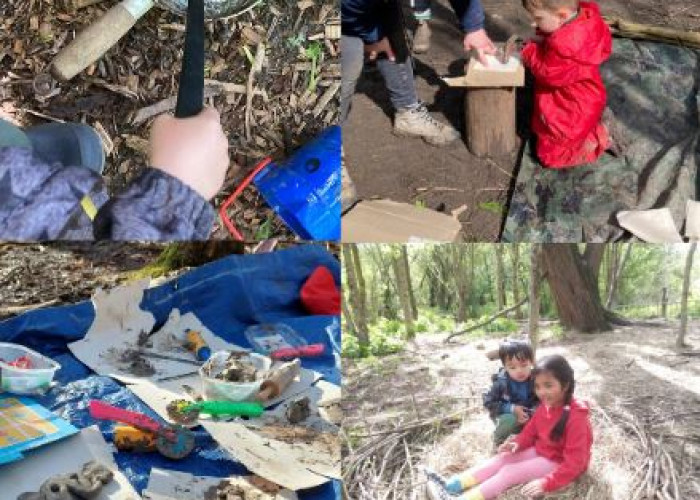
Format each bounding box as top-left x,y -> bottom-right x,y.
465,87 -> 517,157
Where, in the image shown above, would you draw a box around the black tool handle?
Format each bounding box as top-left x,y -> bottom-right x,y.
175,0 -> 205,118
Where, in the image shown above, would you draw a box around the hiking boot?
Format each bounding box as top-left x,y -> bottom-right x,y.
601,107 -> 630,158
413,21 -> 431,54
394,105 -> 460,146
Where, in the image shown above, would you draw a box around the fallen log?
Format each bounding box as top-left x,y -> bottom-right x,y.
605,17 -> 700,49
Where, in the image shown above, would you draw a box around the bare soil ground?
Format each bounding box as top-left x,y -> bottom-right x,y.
342,0 -> 700,241
342,321 -> 700,499
0,242 -> 163,317
0,0 -> 339,240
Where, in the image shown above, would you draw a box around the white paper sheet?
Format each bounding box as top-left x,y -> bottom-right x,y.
617,208 -> 683,242
142,469 -> 298,500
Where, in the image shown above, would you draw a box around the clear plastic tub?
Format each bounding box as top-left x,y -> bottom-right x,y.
244,323 -> 306,355
0,343 -> 60,395
199,351 -> 271,402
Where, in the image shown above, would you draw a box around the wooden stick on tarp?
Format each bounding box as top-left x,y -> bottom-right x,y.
605,17 -> 700,49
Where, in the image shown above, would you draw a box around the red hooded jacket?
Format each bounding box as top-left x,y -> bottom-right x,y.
521,2 -> 612,168
513,397 -> 593,492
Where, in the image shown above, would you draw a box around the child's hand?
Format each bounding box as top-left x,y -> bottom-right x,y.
149,107 -> 231,200
521,479 -> 545,498
497,440 -> 519,454
513,405 -> 529,424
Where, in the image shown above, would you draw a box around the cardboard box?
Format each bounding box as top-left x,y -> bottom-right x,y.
442,55 -> 525,88
342,199 -> 463,242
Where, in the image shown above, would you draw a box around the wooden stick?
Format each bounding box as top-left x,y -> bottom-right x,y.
605,17 -> 700,49
445,295 -> 530,342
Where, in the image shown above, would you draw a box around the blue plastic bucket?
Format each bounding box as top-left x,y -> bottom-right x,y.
253,125 -> 341,241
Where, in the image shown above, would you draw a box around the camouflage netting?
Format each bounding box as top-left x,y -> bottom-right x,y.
503,39 -> 700,242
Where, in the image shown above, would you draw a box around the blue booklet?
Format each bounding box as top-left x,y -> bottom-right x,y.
0,396 -> 79,465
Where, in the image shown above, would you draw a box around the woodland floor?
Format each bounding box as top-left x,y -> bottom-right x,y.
0,0 -> 340,240
343,0 -> 700,241
342,320 -> 700,499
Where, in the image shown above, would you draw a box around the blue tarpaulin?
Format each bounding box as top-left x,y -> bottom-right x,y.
0,245 -> 341,499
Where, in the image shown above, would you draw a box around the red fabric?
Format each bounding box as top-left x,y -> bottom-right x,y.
514,398 -> 593,492
521,2 -> 612,168
300,266 -> 340,315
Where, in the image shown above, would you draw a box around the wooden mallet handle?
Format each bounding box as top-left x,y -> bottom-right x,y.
51,0 -> 154,81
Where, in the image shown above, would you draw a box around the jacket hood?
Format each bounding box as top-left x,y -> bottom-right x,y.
548,1 -> 612,65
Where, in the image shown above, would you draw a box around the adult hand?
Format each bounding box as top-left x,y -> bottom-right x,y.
149,107 -> 231,200
364,37 -> 395,62
463,29 -> 497,65
497,439 -> 519,454
513,405 -> 530,424
521,479 -> 545,498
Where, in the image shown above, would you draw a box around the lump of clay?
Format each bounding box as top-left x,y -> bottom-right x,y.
18,461 -> 114,500
285,397 -> 311,424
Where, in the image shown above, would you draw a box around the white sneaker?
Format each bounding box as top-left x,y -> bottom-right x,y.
413,21 -> 431,54
426,480 -> 456,500
394,105 -> 461,146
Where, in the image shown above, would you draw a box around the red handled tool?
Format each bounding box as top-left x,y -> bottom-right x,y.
270,343 -> 325,361
89,400 -> 195,459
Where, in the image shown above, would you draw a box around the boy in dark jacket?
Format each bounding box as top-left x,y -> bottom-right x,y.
482,340 -> 538,446
0,107 -> 230,240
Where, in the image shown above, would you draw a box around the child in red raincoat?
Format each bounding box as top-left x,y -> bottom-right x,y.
520,0 -> 613,168
425,354 -> 593,499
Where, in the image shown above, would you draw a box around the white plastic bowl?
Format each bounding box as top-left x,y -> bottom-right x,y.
0,343 -> 60,395
199,350 -> 271,402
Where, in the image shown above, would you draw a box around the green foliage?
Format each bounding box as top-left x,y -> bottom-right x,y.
342,325 -> 405,359
461,315 -> 520,338
478,201 -> 505,215
253,216 -> 274,240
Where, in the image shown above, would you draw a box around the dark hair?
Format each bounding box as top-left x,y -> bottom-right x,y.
498,340 -> 534,365
532,354 -> 575,441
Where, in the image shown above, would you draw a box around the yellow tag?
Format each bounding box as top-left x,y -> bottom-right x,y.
80,195 -> 97,220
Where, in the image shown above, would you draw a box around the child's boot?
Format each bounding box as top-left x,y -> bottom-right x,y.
25,123 -> 105,174
426,482 -> 485,500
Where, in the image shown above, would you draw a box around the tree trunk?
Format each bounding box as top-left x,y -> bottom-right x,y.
511,244 -> 523,319
451,245 -> 470,323
583,243 -> 605,285
342,244 -> 369,349
465,88 -> 517,157
677,243 -> 697,348
401,245 -> 418,320
543,244 -> 612,333
605,245 -> 618,306
392,246 -> 415,338
495,245 -> 507,310
605,243 -> 633,309
341,292 -> 358,339
528,244 -> 541,355
661,287 -> 668,320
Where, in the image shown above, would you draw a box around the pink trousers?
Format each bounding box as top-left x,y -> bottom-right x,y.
470,447 -> 558,499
